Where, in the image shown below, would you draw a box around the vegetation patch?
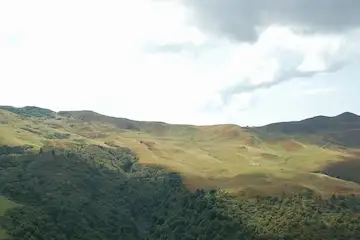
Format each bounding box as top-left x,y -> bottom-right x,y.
2,106 -> 360,238
0,145 -> 33,155
0,145 -> 360,240
0,106 -> 55,118
44,132 -> 71,140
0,196 -> 19,239
0,196 -> 19,216
0,146 -> 359,239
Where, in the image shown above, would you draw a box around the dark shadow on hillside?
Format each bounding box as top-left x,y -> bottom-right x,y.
1,146 -> 360,239
320,152 -> 360,184
0,146 -> 256,240
254,112 -> 360,135
325,129 -> 360,148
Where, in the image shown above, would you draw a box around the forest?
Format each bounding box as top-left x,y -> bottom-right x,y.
0,144 -> 360,240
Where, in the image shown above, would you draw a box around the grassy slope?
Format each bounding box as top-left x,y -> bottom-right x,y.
1,109 -> 360,197
0,196 -> 19,239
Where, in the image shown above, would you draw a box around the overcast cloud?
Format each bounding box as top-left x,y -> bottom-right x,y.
183,0 -> 360,42
174,0 -> 360,105
1,0 -> 360,126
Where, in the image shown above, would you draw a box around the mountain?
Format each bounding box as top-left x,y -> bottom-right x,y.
1,106 -> 360,239
257,112 -> 360,134
253,112 -> 360,148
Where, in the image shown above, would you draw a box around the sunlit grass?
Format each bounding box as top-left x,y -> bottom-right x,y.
1,109 -> 359,196
0,196 -> 19,239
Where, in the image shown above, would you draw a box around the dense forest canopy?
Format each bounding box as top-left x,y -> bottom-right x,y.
0,145 -> 360,240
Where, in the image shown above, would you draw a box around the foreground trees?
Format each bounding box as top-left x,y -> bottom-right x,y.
0,145 -> 359,239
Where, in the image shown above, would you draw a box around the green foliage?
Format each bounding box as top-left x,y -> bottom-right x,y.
0,146 -> 253,240
0,106 -> 55,118
0,145 -> 359,239
257,112 -> 360,135
44,132 -> 71,140
0,196 -> 18,216
221,191 -> 360,240
3,105 -> 360,197
0,145 -> 33,155
252,112 -> 360,147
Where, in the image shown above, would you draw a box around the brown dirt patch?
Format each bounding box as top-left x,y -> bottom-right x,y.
282,140 -> 304,152
139,140 -> 156,151
244,137 -> 256,146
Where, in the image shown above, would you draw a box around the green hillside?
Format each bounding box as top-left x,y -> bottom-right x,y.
1,106 -> 360,239
253,112 -> 360,147
55,109 -> 360,196
0,196 -> 19,239
1,107 -> 360,196
0,106 -> 55,118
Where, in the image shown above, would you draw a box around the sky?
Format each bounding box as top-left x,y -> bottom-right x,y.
1,0 -> 360,126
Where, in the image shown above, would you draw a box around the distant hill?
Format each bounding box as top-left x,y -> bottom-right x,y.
59,110 -> 360,136
58,110 -> 188,133
253,112 -> 360,148
0,106 -> 55,118
257,112 -> 360,134
57,110 -> 246,140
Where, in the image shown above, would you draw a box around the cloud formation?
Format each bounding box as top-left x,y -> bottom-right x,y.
171,1 -> 360,105
1,0 -> 359,126
183,0 -> 360,42
215,26 -> 349,103
303,87 -> 335,95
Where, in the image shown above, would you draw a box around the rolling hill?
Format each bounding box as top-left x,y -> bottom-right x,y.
1,106 -> 360,197
2,106 -> 360,239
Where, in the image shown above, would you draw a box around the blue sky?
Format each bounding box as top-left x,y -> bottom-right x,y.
1,0 -> 360,126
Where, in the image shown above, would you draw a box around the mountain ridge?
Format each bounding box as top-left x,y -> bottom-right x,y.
2,105 -> 359,128
2,105 -> 360,197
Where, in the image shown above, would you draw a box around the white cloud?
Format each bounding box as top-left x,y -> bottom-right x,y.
219,26 -> 349,99
303,88 -> 335,95
0,0 -> 204,119
0,0 -> 359,125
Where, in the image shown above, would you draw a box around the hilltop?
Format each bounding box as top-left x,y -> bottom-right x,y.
2,106 -> 360,239
258,112 -> 360,134
1,105 -> 360,197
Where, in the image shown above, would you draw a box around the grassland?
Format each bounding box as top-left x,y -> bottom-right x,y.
0,196 -> 19,239
1,108 -> 360,197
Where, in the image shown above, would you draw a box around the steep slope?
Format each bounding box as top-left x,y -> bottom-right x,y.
1,107 -> 360,197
